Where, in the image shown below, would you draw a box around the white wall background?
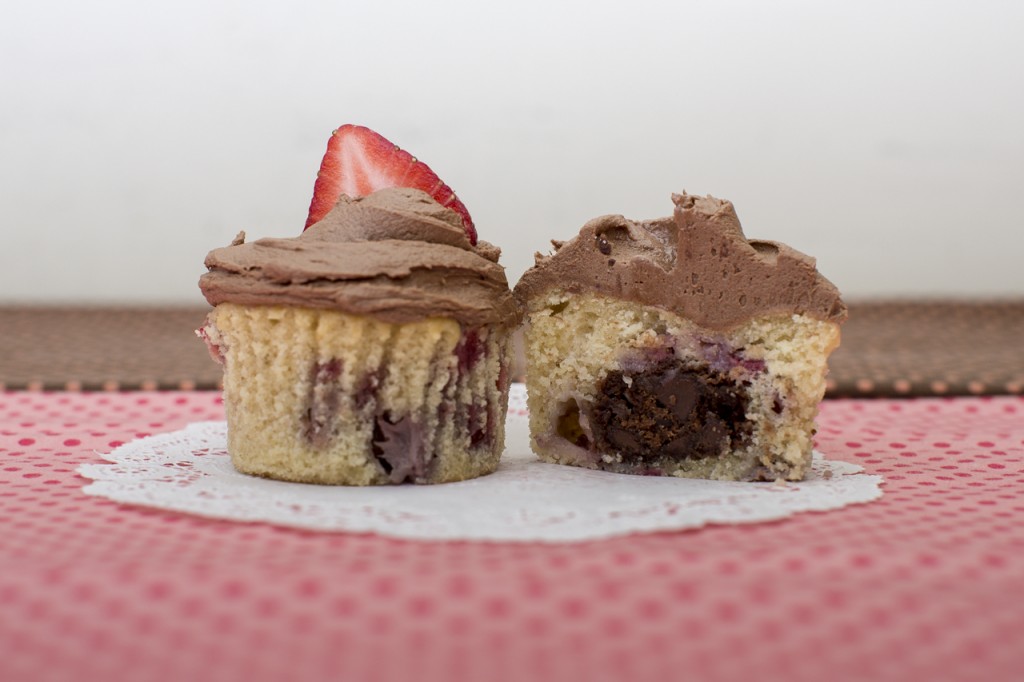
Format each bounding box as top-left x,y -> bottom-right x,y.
2,0 -> 1022,304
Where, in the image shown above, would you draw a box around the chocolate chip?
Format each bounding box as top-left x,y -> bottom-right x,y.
596,235 -> 612,255
372,412 -> 430,483
548,301 -> 569,316
302,359 -> 343,448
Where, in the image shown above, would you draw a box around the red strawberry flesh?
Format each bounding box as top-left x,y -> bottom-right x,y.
304,125 -> 477,244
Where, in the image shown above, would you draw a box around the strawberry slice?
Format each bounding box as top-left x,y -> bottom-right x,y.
304,124 -> 477,244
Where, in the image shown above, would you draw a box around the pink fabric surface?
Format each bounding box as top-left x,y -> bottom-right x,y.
1,390 -> 1022,682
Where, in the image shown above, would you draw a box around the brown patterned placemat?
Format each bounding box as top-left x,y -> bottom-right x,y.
1,301 -> 1022,396
826,300 -> 1024,397
0,306 -> 220,391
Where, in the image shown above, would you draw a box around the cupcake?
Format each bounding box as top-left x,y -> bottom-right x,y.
513,192 -> 846,481
198,125 -> 520,485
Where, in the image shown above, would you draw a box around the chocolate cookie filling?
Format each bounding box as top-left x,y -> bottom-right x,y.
589,359 -> 753,462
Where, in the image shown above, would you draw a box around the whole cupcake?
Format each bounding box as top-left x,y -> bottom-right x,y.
198,125 -> 520,485
514,192 -> 846,482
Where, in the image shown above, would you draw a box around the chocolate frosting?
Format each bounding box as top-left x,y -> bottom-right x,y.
514,192 -> 846,330
200,188 -> 519,326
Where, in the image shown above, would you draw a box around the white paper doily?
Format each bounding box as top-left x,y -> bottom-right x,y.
78,385 -> 883,542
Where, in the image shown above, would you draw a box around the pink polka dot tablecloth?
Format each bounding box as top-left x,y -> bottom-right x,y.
1,391 -> 1022,682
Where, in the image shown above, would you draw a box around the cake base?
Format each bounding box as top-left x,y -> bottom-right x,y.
200,304 -> 510,485
521,292 -> 840,481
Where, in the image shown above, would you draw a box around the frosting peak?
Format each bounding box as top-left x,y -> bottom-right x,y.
306,188 -> 477,252
514,192 -> 846,330
200,187 -> 518,326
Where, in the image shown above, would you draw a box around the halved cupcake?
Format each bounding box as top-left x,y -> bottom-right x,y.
513,192 -> 846,481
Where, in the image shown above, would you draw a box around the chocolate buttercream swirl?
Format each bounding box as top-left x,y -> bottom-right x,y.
200,188 -> 519,326
514,192 -> 846,330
